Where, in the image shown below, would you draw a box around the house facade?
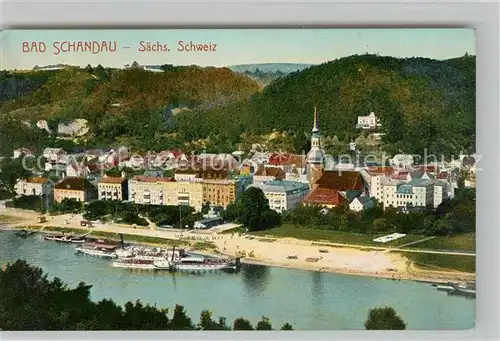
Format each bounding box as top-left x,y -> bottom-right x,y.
389,154 -> 414,169
382,178 -> 434,210
356,112 -> 380,129
253,166 -> 286,185
15,177 -> 53,198
349,196 -> 374,212
128,176 -> 204,210
43,148 -> 66,162
66,163 -> 90,178
128,176 -> 177,206
54,177 -> 98,203
250,180 -> 310,213
98,176 -> 128,201
13,148 -> 34,159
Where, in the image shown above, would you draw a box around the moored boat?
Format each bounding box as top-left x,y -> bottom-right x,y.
43,233 -> 66,241
75,243 -> 118,258
154,256 -> 240,273
111,258 -> 157,270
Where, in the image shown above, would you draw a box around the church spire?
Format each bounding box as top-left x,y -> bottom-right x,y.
312,106 -> 319,133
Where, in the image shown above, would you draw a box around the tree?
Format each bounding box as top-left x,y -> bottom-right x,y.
221,202 -> 240,222
364,306 -> 406,330
233,317 -> 254,330
259,209 -> 281,230
1,260 -> 291,331
239,187 -> 270,231
280,322 -> 293,330
255,316 -> 273,330
201,202 -> 211,215
198,310 -> 230,330
0,157 -> 33,194
168,304 -> 195,330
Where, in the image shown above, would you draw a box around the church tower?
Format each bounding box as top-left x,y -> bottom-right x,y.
306,106 -> 325,187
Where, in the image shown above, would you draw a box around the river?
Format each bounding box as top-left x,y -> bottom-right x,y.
0,229 -> 475,330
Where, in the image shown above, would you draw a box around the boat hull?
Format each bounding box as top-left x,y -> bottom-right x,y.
76,248 -> 117,258
112,262 -> 156,270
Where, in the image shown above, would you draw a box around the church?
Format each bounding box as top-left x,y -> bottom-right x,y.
306,106 -> 326,187
303,107 -> 367,208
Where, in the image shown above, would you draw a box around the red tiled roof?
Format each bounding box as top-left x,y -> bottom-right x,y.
132,176 -> 176,183
24,177 -> 49,184
254,166 -> 286,178
414,165 -> 437,172
302,188 -> 345,206
366,166 -> 395,176
267,153 -> 306,167
55,177 -> 95,191
314,171 -> 364,191
391,172 -> 409,180
98,176 -> 126,184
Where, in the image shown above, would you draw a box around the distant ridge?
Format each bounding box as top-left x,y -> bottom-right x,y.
228,63 -> 314,74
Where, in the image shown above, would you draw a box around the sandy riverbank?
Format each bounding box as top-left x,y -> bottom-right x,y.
1,209 -> 475,284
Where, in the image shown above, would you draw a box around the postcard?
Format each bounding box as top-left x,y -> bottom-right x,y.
0,28 -> 476,331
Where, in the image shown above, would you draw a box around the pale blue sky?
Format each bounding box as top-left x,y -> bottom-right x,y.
0,28 -> 475,70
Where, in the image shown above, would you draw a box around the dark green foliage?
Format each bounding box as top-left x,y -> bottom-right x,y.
7,195 -> 47,213
50,198 -> 83,214
243,189 -> 475,237
233,317 -> 254,330
364,306 -> 406,330
255,316 -> 273,330
176,54 -> 475,156
82,201 -> 199,228
0,157 -> 33,194
0,55 -> 474,157
0,261 -> 292,331
198,310 -> 230,330
226,187 -> 280,232
280,322 -> 293,330
168,304 -> 195,330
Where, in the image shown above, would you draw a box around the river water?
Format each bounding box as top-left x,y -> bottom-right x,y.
0,229 -> 475,330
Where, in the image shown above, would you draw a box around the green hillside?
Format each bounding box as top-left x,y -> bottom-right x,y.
0,54 -> 475,157
0,65 -> 261,155
176,54 -> 475,156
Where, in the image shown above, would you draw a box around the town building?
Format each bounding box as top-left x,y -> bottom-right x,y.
54,177 -> 98,203
127,175 -> 204,211
305,106 -> 325,187
360,167 -> 396,201
389,154 -> 414,169
349,196 -> 375,212
249,180 -> 310,213
13,148 -> 34,159
302,170 -> 365,208
66,162 -> 90,178
15,177 -> 53,199
301,188 -> 346,208
253,166 -> 286,185
43,148 -> 67,162
356,112 -> 381,129
98,176 -> 128,201
44,156 -> 69,173
382,178 -> 435,211
128,176 -> 178,206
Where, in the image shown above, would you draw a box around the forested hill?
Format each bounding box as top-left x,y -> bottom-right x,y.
0,65 -> 261,154
0,55 -> 475,156
176,54 -> 476,156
